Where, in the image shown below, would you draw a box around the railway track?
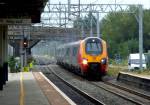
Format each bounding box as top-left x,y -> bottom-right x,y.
91,81 -> 150,105
49,65 -> 150,105
35,58 -> 150,105
104,81 -> 150,101
41,66 -> 105,105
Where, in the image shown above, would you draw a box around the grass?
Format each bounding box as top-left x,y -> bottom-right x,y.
107,65 -> 128,77
107,59 -> 128,77
107,64 -> 150,77
107,59 -> 150,77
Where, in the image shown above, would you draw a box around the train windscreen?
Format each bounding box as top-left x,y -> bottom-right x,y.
85,39 -> 102,55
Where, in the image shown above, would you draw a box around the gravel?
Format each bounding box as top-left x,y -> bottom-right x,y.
47,65 -> 137,105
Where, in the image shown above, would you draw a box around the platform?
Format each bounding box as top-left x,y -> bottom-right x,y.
117,72 -> 150,92
0,72 -> 75,105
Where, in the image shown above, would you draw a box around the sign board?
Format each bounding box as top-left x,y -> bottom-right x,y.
8,35 -> 23,40
8,25 -> 31,36
8,25 -> 30,30
0,19 -> 31,25
8,31 -> 23,35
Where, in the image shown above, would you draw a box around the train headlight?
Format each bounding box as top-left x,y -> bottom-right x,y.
101,58 -> 107,65
82,59 -> 88,65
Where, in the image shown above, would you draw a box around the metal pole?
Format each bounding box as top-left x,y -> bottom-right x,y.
78,0 -> 80,18
139,5 -> 143,70
24,49 -> 27,67
90,14 -> 93,37
59,2 -> 61,27
68,0 -> 71,20
97,12 -> 100,38
65,7 -> 67,28
89,4 -> 93,37
20,40 -> 24,71
0,25 -> 4,90
115,0 -> 116,11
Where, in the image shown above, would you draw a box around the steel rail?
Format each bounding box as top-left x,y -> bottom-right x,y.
90,82 -> 147,105
104,81 -> 150,100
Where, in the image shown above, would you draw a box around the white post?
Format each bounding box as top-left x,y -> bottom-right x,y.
90,12 -> 93,37
139,5 -> 143,70
97,12 -> 100,38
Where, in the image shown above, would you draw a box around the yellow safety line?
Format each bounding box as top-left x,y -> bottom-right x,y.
20,72 -> 24,105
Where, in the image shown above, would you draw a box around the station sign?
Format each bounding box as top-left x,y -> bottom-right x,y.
0,19 -> 31,25
8,25 -> 31,36
8,31 -> 23,35
8,35 -> 23,40
8,25 -> 30,30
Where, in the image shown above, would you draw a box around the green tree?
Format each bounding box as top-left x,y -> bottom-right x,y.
101,7 -> 150,59
143,9 -> 150,51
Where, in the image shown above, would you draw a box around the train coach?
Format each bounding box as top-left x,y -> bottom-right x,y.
56,37 -> 108,78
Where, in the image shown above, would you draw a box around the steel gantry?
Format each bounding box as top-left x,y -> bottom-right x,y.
42,3 -> 139,27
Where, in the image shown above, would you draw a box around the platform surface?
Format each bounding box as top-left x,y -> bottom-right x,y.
120,71 -> 150,79
0,72 -> 75,105
0,72 -> 50,105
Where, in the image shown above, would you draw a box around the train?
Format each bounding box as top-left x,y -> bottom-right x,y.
56,37 -> 108,78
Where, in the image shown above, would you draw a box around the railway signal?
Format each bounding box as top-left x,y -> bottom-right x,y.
23,38 -> 28,48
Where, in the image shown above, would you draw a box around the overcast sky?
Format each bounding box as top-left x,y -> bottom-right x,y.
49,0 -> 150,9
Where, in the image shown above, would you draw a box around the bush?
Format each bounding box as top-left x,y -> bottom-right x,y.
8,56 -> 20,73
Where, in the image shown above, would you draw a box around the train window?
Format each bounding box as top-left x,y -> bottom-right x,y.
60,48 -> 64,56
86,42 -> 102,55
63,48 -> 65,55
66,48 -> 70,56
58,49 -> 60,56
73,47 -> 78,56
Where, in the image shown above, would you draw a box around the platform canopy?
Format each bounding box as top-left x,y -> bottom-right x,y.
0,0 -> 48,23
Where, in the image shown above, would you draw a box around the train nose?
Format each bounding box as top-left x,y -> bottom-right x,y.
89,63 -> 100,71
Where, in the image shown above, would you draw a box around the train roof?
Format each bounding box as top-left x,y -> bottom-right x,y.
57,40 -> 81,49
84,37 -> 101,40
57,37 -> 105,49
